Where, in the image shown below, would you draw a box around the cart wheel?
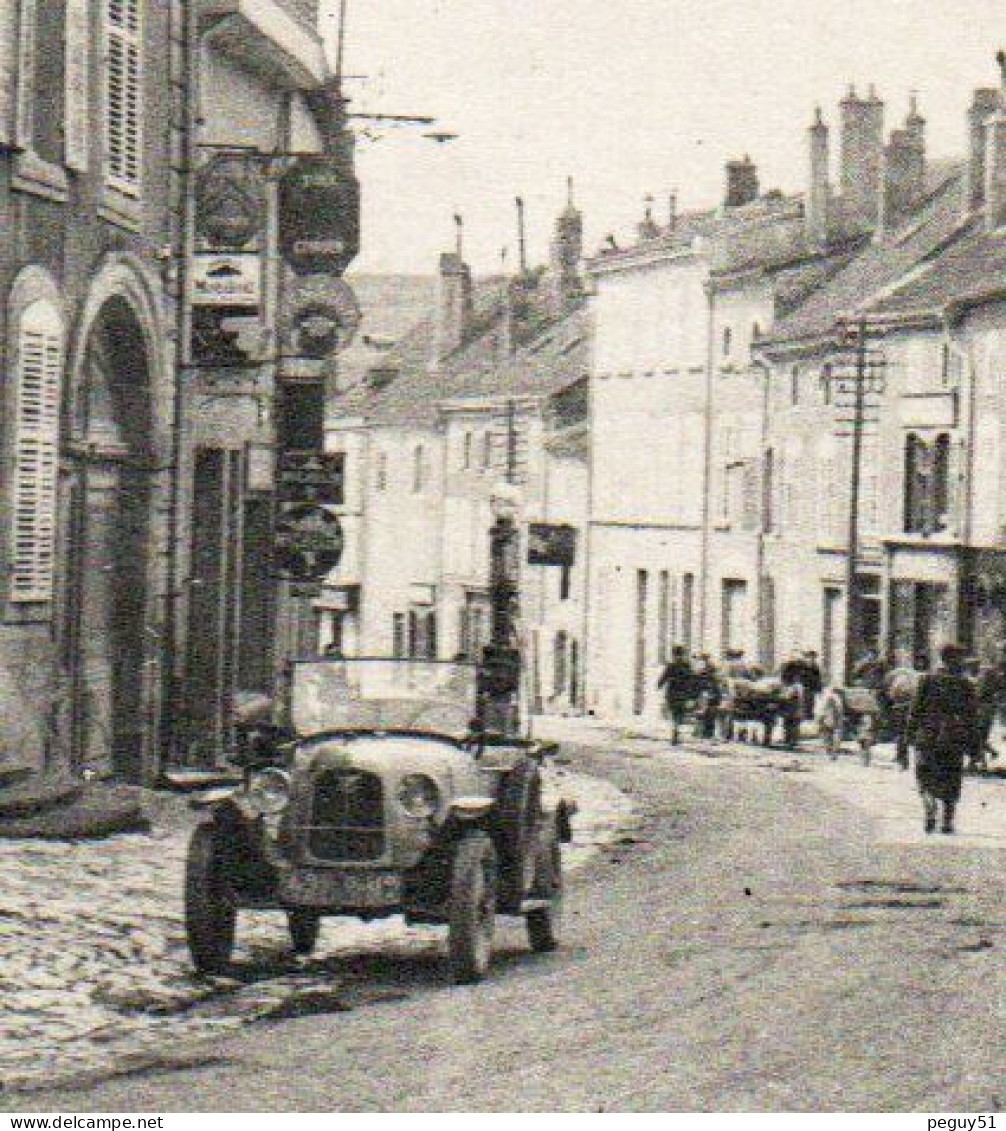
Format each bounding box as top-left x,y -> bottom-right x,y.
288,910 -> 321,956
527,825 -> 563,953
185,823 -> 237,974
448,831 -> 497,984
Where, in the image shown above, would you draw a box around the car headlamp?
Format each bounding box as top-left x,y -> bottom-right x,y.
246,767 -> 291,816
397,773 -> 441,819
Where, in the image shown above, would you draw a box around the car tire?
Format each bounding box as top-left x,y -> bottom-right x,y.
527,824 -> 563,953
448,830 -> 497,985
288,910 -> 321,956
496,762 -> 540,912
185,822 -> 237,974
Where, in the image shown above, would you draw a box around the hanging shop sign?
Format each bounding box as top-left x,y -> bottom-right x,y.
292,302 -> 342,358
278,155 -> 360,275
192,253 -> 262,307
277,452 -> 346,506
275,504 -> 344,582
195,153 -> 267,250
527,523 -> 577,567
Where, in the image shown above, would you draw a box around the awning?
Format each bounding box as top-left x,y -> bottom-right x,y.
201,0 -> 329,91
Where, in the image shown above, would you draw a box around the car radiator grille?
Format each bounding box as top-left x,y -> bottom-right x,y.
308,769 -> 385,861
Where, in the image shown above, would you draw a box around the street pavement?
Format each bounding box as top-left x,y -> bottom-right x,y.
0,764 -> 633,1098
3,724 -> 1004,1112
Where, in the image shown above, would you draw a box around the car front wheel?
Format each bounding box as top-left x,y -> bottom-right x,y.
448,831 -> 497,984
185,822 -> 237,974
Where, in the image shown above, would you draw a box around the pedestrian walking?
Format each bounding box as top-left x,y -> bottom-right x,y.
884,658 -> 925,770
906,643 -> 979,835
800,650 -> 824,720
693,654 -> 722,740
657,645 -> 696,746
975,644 -> 1006,771
816,686 -> 846,758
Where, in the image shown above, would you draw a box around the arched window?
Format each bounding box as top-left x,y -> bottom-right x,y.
10,299 -> 63,603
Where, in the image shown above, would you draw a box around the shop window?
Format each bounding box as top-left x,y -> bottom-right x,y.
103,0 -> 143,196
10,300 -> 62,603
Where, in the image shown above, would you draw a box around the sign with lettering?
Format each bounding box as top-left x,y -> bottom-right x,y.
278,156 -> 360,275
527,523 -> 577,567
277,453 -> 345,506
193,254 -> 262,307
275,504 -> 344,582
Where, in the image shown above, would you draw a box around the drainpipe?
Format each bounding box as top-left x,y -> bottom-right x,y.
751,354 -> 772,667
698,281 -> 716,650
158,0 -> 200,770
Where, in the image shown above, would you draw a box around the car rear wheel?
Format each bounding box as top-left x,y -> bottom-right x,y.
185,822 -> 237,974
448,831 -> 497,984
288,910 -> 322,956
527,824 -> 563,952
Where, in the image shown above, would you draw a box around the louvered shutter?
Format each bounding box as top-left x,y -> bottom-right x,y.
104,0 -> 142,194
10,305 -> 62,603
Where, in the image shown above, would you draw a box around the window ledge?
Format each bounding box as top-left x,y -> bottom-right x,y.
11,151 -> 69,203
99,188 -> 142,233
3,599 -> 53,626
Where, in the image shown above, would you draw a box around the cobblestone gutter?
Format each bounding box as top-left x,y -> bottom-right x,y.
0,765 -> 635,1094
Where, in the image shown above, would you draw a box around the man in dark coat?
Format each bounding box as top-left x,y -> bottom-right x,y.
975,644 -> 1006,770
907,643 -> 978,835
801,651 -> 824,720
657,645 -> 695,746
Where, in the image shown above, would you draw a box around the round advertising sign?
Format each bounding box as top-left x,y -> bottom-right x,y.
195,154 -> 267,249
278,156 -> 360,276
275,504 -> 344,582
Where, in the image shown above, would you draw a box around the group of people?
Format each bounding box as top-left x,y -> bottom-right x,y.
657,642 -> 1006,836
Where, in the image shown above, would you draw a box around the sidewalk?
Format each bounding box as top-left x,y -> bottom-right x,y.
534,713 -> 1006,850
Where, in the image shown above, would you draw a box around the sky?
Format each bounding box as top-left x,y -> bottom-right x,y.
322,0 -> 1006,276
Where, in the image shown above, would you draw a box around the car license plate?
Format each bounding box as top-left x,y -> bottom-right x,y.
282,869 -> 401,908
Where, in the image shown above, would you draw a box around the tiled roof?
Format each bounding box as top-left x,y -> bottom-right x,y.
766,162 -> 966,345
330,278 -> 590,430
867,223 -> 1006,317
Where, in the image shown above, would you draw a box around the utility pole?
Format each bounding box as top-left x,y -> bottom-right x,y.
843,318 -> 868,686
827,317 -> 886,685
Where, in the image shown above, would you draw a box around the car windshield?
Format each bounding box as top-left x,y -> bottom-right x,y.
289,658 -> 478,740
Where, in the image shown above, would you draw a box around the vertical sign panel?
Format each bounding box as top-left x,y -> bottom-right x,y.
64,0 -> 90,170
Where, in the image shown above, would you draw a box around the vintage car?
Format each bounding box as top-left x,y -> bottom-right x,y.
184,658 -> 571,984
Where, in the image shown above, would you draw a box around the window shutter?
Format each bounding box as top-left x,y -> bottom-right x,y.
10,308 -> 62,603
104,0 -> 142,194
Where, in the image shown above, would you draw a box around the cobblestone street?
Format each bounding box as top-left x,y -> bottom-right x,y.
0,765 -> 634,1095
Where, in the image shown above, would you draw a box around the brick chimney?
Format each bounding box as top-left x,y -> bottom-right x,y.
806,106 -> 830,245
436,214 -> 473,360
982,52 -> 1006,230
881,96 -> 926,234
724,156 -> 759,208
549,176 -> 583,309
964,87 -> 1000,216
840,85 -> 884,230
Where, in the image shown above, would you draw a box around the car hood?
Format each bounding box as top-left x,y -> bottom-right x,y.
294,733 -> 477,788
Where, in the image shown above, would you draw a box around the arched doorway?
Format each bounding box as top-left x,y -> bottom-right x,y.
62,295 -> 154,781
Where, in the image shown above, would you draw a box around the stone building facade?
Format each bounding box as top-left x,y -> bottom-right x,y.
0,0 -> 180,783
322,199 -> 591,716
